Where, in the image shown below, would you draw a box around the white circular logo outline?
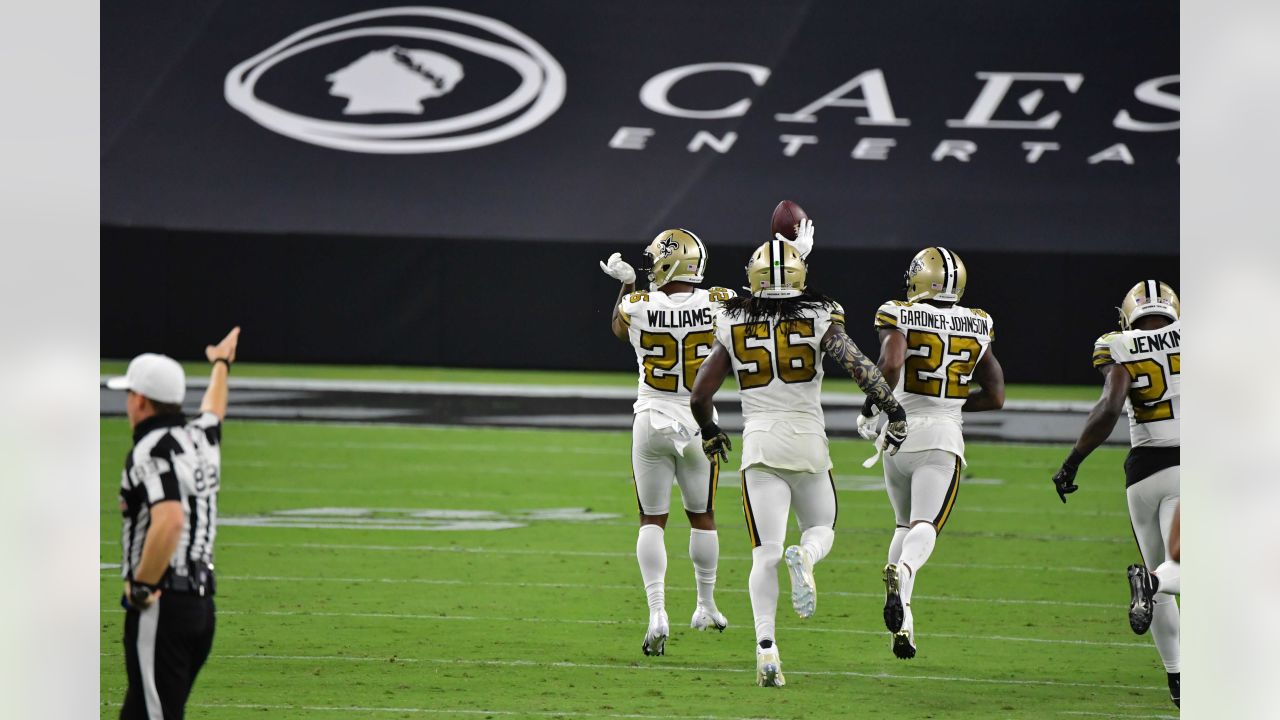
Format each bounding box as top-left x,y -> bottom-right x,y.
224,7 -> 566,153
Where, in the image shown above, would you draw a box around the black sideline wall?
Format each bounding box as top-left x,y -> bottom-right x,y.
101,226 -> 1176,385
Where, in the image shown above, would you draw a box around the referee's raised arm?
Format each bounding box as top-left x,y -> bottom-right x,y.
201,326 -> 240,420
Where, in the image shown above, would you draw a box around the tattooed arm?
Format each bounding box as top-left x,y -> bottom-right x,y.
821,324 -> 908,453
861,328 -> 906,418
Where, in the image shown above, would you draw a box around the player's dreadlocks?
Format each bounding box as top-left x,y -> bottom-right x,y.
722,289 -> 840,323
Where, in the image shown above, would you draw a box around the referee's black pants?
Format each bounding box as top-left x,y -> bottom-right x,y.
121,593 -> 215,719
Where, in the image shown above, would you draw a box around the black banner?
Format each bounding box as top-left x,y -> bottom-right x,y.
104,1 -> 1178,254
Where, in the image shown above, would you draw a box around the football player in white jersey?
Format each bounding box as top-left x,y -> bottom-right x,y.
1051,280 -> 1181,707
690,229 -> 908,687
858,247 -> 1005,660
600,228 -> 736,657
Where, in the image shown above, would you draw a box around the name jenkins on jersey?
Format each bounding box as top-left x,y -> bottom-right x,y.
618,286 -> 735,427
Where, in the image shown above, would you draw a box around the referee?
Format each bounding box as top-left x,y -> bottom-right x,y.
107,327 -> 239,719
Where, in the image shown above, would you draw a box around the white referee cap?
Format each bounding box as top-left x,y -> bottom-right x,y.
106,353 -> 186,405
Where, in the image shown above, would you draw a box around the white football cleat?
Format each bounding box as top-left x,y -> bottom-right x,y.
892,604 -> 916,660
756,642 -> 786,687
642,610 -> 669,656
690,604 -> 728,632
784,545 -> 817,619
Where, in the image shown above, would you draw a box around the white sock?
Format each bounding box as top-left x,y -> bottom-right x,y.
898,523 -> 938,603
887,526 -> 909,565
636,525 -> 666,614
688,529 -> 719,609
1153,560 -> 1180,595
800,526 -> 835,564
1150,593 -> 1180,672
749,543 -> 783,644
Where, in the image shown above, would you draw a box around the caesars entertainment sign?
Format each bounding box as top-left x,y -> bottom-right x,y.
614,66 -> 1177,166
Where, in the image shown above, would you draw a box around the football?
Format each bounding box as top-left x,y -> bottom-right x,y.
770,199 -> 809,240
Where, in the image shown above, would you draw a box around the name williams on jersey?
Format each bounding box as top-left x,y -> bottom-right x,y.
647,308 -> 713,329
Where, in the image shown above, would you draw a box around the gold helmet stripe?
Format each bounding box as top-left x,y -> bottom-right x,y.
938,246 -> 958,296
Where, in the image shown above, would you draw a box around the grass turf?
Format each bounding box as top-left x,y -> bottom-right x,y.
100,360 -> 1102,402
99,420 -> 1174,719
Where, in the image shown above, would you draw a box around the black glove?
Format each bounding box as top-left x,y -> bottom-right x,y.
699,423 -> 732,463
881,404 -> 908,456
1053,449 -> 1086,503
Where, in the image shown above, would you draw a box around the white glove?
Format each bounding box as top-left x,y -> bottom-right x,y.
856,403 -> 881,441
776,217 -> 814,259
599,252 -> 636,284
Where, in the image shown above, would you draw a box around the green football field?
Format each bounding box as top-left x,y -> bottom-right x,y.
99,419 -> 1176,719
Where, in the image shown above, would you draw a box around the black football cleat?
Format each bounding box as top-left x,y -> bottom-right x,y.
1127,564 -> 1155,635
1168,672 -> 1179,707
882,564 -> 905,633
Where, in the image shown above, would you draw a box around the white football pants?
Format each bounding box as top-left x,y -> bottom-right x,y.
631,411 -> 718,515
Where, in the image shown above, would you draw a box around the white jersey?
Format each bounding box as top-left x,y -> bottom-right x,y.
873,300 -> 995,459
1092,321 -> 1181,448
713,301 -> 845,472
618,286 -> 735,429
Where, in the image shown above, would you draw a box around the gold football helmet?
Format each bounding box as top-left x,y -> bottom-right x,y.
1118,280 -> 1179,329
746,238 -> 807,298
904,247 -> 966,303
642,229 -> 707,287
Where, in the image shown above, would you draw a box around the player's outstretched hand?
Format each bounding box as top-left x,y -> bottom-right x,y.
599,252 -> 636,284
1052,464 -> 1079,503
882,419 -> 907,455
699,423 -> 732,463
776,217 -> 814,259
857,398 -> 881,441
206,326 -> 241,364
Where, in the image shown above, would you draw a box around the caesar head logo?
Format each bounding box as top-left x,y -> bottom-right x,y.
224,7 -> 565,153
326,46 -> 464,115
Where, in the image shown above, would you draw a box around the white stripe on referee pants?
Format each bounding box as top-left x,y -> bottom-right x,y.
138,602 -> 164,720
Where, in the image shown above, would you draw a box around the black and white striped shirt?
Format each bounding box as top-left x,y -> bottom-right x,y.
119,412 -> 222,581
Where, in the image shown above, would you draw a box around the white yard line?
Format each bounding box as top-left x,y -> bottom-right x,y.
98,538 -> 1121,575
196,573 -> 1125,610
97,651 -> 1161,692
158,699 -> 776,720
99,603 -> 1139,643
1054,707 -> 1172,712
104,375 -> 1093,412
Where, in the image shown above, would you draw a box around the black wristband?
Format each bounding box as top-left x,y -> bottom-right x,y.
213,357 -> 232,372
129,580 -> 159,607
861,396 -> 876,417
700,422 -> 722,438
1063,448 -> 1087,469
886,404 -> 907,424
